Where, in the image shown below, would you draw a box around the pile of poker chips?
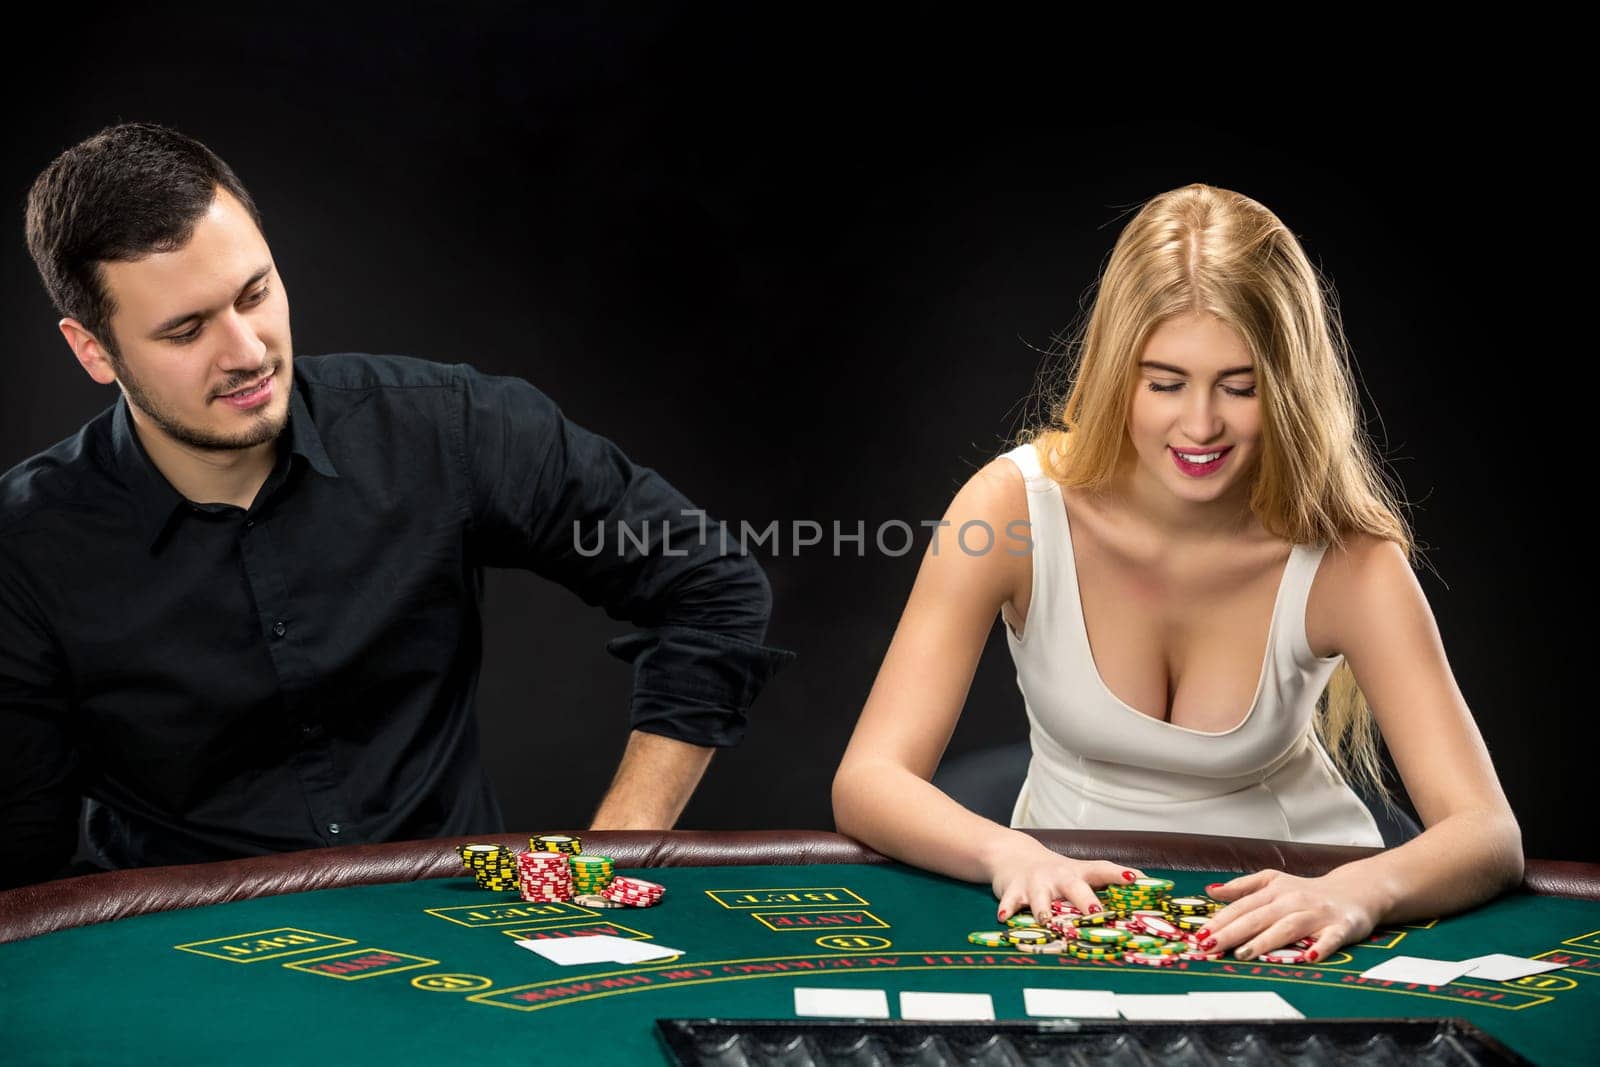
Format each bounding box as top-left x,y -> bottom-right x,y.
452,834 -> 666,909
601,875 -> 666,907
966,878 -> 1314,966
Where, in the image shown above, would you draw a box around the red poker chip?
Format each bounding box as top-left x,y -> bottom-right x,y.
1180,949 -> 1222,961
1258,948 -> 1311,964
1137,916 -> 1180,938
1043,917 -> 1078,940
1123,952 -> 1179,967
1049,900 -> 1083,917
608,876 -> 664,892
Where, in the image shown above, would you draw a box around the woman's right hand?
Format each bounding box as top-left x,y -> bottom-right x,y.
983,831 -> 1145,924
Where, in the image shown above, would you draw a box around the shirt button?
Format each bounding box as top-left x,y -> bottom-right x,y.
327,822 -> 342,836
299,723 -> 315,737
245,519 -> 255,529
273,621 -> 287,637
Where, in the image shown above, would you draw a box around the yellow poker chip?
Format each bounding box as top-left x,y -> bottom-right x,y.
1166,896 -> 1214,910
1004,928 -> 1053,946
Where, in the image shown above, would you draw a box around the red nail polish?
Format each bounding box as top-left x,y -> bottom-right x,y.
1122,870 -> 1136,881
998,910 -> 1007,920
1196,928 -> 1210,939
1205,883 -> 1223,893
1308,950 -> 1318,961
1204,938 -> 1217,949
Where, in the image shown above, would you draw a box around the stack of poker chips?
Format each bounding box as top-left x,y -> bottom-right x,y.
568,854 -> 616,896
457,843 -> 519,892
1103,875 -> 1177,914
517,850 -> 574,902
600,875 -> 666,907
529,833 -> 583,855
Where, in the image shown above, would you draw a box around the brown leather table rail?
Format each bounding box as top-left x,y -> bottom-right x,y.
2,829 -> 1596,945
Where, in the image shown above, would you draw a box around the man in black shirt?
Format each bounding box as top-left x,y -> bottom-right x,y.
0,122 -> 791,889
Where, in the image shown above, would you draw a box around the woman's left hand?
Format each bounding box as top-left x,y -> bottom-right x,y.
1198,866 -> 1386,961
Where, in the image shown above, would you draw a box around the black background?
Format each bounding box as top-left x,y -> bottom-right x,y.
1,8 -> 1587,861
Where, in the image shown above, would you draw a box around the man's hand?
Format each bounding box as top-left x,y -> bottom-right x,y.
589,730 -> 715,829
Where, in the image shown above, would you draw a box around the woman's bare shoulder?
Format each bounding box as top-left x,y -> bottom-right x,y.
967,450 -> 1033,524
1307,530 -> 1412,658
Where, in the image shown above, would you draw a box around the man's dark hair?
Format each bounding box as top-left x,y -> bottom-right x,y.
24,122 -> 264,364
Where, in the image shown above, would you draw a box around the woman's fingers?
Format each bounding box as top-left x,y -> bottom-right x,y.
995,884 -> 1027,922
1206,894 -> 1294,955
1028,884 -> 1061,928
1232,911 -> 1319,961
1300,921 -> 1349,962
1204,870 -> 1283,933
1088,861 -> 1144,887
1207,868 -> 1278,905
994,858 -> 1149,924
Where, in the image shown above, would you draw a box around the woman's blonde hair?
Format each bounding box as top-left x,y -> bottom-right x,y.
1022,182 -> 1417,813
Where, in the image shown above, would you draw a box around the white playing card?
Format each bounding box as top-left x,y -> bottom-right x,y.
899,991 -> 996,1020
1023,988 -> 1120,1018
793,987 -> 891,1019
1358,955 -> 1473,985
514,934 -> 681,966
1115,994 -> 1213,1020
1458,954 -> 1567,982
1185,991 -> 1303,1019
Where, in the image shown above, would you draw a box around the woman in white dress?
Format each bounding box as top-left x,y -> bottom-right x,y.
832,182 -> 1523,962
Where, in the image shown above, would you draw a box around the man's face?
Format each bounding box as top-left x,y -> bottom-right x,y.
1124,311 -> 1262,507
93,187 -> 292,453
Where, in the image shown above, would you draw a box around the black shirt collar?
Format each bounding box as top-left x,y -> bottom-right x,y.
110,370 -> 340,552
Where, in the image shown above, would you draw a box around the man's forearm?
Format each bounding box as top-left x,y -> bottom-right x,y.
589,730 -> 715,829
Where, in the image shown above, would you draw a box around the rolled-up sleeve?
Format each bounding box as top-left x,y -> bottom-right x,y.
451,363 -> 793,746
0,536 -> 81,888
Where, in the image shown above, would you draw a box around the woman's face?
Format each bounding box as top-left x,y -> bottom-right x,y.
1124,311 -> 1262,511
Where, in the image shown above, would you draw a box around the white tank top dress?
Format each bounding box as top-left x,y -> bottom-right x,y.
1000,442 -> 1384,847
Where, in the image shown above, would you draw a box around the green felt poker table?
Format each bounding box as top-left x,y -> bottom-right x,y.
2,830 -> 1598,1065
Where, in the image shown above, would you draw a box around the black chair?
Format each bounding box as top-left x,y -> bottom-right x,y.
932,742 -> 1421,848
